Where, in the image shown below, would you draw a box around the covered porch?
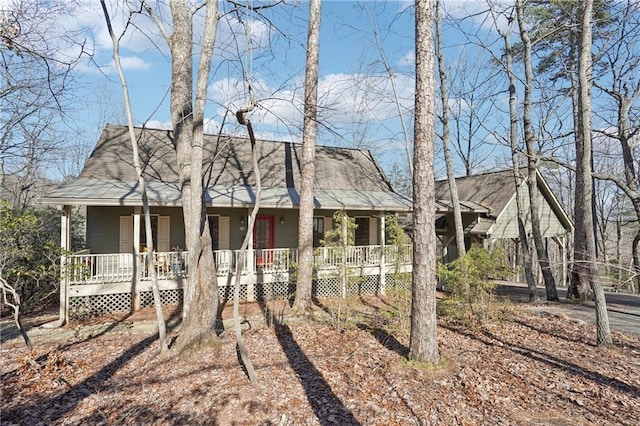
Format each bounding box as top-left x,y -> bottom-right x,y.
61,245 -> 413,320
43,126 -> 416,323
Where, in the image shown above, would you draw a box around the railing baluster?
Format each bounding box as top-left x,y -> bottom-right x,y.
65,244 -> 413,286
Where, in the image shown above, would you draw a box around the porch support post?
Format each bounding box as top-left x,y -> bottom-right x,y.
443,236 -> 454,263
514,238 -> 521,282
562,234 -> 567,288
132,207 -> 141,311
379,213 -> 386,296
60,205 -> 71,324
341,216 -> 347,298
246,209 -> 255,302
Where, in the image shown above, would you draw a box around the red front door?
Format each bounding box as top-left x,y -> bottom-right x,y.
254,215 -> 274,265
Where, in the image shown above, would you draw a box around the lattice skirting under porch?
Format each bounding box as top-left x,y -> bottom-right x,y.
140,289 -> 183,308
68,272 -> 413,319
385,272 -> 412,291
69,292 -> 133,318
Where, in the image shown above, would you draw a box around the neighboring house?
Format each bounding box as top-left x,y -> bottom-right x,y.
39,125 -> 413,320
434,169 -> 574,284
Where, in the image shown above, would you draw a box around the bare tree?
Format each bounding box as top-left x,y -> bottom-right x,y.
100,0 -> 168,352
593,153 -> 622,266
444,48 -> 499,177
1,1 -> 86,209
592,0 -> 640,293
574,0 -> 612,346
515,0 -> 558,301
234,106 -> 259,383
410,0 -> 440,364
514,0 -> 613,300
0,276 -> 31,349
489,3 -> 538,302
435,0 -> 465,260
327,2 -> 415,187
293,0 -> 321,314
438,6 -> 503,177
365,6 -> 414,179
145,0 -> 220,353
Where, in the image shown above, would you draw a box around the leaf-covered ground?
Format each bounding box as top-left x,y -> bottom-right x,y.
2,297 -> 639,425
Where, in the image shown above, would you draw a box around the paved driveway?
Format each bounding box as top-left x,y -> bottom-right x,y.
496,281 -> 640,336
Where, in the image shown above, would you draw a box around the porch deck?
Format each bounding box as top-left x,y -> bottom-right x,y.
63,245 -> 413,318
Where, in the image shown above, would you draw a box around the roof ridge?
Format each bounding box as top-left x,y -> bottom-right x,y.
436,168 -> 514,182
104,123 -> 372,154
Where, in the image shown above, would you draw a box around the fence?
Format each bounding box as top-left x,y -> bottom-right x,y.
64,245 -> 413,318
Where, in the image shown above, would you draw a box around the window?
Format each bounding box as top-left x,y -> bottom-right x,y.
139,215 -> 158,251
313,217 -> 324,247
355,217 -> 370,246
208,215 -> 219,250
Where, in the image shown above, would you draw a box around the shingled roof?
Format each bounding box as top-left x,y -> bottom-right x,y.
40,124 -> 411,211
434,169 -> 518,217
434,169 -> 573,234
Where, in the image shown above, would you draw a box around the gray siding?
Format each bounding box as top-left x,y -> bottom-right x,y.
88,206 -> 383,253
88,206 -> 185,254
87,206 -> 133,253
493,190 -> 567,239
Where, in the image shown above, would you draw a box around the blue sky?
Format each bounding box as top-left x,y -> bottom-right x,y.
5,0 -> 516,180
60,1 -> 422,174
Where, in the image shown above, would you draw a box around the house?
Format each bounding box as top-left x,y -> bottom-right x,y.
434,169 -> 574,284
39,125 -> 413,320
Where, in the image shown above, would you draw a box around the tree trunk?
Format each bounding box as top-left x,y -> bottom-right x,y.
576,0 -> 612,347
435,0 -> 466,260
0,277 -> 31,349
169,0 -> 220,354
234,109 -> 260,383
409,0 -> 440,364
497,5 -> 538,301
616,98 -> 640,294
632,218 -> 640,294
566,24 -> 587,301
100,0 -> 168,352
293,0 -> 322,314
616,210 -> 622,282
515,0 -> 558,301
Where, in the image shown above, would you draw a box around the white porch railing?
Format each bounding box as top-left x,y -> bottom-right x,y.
65,245 -> 412,285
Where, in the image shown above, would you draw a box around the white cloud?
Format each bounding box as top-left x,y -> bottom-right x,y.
443,0 -> 515,33
118,56 -> 151,71
72,0 -> 169,54
206,70 -> 415,142
143,120 -> 172,130
318,72 -> 414,124
215,12 -> 271,57
398,51 -> 415,68
25,0 -> 278,79
203,118 -> 221,135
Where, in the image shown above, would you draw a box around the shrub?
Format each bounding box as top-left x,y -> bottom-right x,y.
437,245 -> 512,323
0,201 -> 66,312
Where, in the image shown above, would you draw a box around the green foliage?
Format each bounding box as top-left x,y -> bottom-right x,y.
0,201 -> 65,311
385,215 -> 412,279
381,286 -> 412,338
386,215 -> 411,247
437,245 -> 512,323
521,0 -> 615,77
316,211 -> 360,326
318,211 -> 356,297
322,210 -> 356,247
